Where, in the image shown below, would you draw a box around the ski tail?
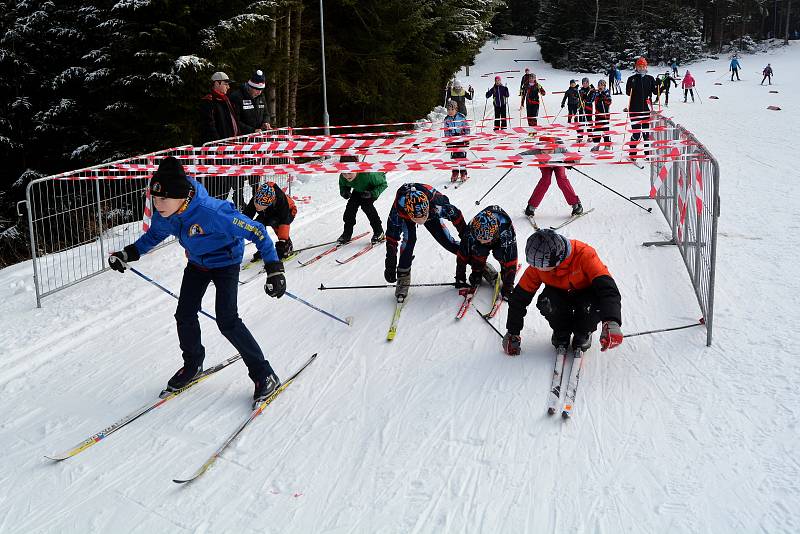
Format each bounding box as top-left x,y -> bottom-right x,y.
173,353 -> 318,484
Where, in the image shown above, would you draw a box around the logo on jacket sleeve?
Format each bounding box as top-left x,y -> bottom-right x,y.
188,224 -> 204,236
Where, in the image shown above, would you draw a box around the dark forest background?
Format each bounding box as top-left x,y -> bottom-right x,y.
1,0 -> 797,264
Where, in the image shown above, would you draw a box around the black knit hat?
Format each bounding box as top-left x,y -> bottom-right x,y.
525,229 -> 571,268
150,157 -> 191,199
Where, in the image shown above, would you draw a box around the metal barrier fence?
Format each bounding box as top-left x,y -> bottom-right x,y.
23,129 -> 294,308
199,128 -> 293,208
638,114 -> 720,346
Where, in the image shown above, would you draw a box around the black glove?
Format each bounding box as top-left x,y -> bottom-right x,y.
468,271 -> 482,288
561,103 -> 565,108
275,240 -> 292,260
359,190 -> 373,200
108,244 -> 139,273
503,332 -> 521,356
384,254 -> 397,283
264,261 -> 286,298
340,189 -> 351,200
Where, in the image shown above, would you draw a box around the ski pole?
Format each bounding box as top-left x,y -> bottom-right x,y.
129,266 -> 217,321
694,86 -> 703,105
626,318 -> 704,338
473,306 -> 503,338
285,290 -> 352,326
319,282 -> 456,290
540,97 -> 551,125
482,98 -> 488,133
572,168 -> 652,213
292,239 -> 339,255
475,167 -> 516,205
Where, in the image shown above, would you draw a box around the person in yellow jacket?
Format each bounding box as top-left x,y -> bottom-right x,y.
503,229 -> 623,355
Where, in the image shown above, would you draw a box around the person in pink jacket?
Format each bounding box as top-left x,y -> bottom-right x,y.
682,71 -> 696,103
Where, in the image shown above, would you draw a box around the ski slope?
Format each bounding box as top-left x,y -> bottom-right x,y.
1,36 -> 798,533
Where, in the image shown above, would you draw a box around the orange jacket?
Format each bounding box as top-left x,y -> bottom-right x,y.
517,239 -> 610,294
506,239 -> 621,335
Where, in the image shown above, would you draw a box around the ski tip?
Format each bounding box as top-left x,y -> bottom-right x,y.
318,284 -> 326,290
44,455 -> 65,462
172,478 -> 192,484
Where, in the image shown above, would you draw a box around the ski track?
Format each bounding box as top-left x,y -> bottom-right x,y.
0,35 -> 799,532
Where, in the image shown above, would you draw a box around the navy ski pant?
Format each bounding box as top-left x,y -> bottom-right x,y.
175,263 -> 273,383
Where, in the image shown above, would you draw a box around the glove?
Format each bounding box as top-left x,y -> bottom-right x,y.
275,240 -> 292,260
384,254 -> 397,283
623,107 -> 628,112
561,103 -> 565,108
468,271 -> 482,288
340,188 -> 351,200
502,332 -> 521,356
600,320 -> 623,351
264,261 -> 286,298
359,190 -> 373,200
108,244 -> 140,273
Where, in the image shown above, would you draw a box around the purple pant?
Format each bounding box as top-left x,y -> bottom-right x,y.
528,167 -> 579,208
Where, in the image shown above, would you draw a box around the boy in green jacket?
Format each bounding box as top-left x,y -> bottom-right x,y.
338,155 -> 387,244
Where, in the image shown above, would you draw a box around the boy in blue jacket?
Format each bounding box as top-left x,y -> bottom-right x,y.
108,157 -> 286,408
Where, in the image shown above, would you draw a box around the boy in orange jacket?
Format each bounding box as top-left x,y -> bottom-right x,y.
502,229 -> 623,354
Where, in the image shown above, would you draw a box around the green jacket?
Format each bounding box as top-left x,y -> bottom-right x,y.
339,172 -> 388,199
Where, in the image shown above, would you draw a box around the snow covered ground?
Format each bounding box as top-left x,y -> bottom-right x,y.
1,36 -> 798,533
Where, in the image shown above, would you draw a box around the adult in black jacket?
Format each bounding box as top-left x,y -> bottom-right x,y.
229,70 -> 272,134
625,57 -> 658,158
199,72 -> 240,144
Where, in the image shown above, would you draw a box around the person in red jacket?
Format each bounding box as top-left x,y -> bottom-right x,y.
502,229 -> 623,355
681,70 -> 696,103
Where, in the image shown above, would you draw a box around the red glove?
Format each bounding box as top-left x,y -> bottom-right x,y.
600,321 -> 623,351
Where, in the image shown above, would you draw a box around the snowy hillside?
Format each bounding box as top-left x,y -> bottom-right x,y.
1,36 -> 798,533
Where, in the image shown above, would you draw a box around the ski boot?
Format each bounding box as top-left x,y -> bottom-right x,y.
336,232 -> 352,245
572,332 -> 592,352
524,205 -> 536,217
459,169 -> 468,182
395,267 -> 411,300
163,363 -> 203,395
451,169 -> 459,183
253,372 -> 281,409
371,231 -> 386,245
551,330 -> 571,349
571,201 -> 584,216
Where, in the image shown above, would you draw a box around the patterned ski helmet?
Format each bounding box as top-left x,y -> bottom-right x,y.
471,211 -> 500,242
446,100 -> 458,111
254,183 -> 276,207
403,189 -> 429,219
525,229 -> 570,268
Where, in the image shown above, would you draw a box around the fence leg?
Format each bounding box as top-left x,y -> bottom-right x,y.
22,193 -> 43,308
95,179 -> 106,260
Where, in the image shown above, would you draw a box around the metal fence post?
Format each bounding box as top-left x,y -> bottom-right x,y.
23,186 -> 42,308
94,178 -> 106,259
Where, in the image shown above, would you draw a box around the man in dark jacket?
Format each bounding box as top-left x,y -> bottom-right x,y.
199,72 -> 240,144
229,70 -> 272,134
625,57 -> 658,158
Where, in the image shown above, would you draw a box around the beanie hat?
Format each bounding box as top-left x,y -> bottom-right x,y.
525,229 -> 571,268
150,157 -> 191,199
339,154 -> 359,163
453,79 -> 463,90
495,75 -> 501,81
247,69 -> 266,90
635,57 -> 648,69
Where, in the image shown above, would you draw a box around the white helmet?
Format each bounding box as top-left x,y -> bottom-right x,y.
453,79 -> 463,90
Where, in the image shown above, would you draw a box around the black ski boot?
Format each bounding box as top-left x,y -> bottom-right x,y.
571,202 -> 584,216
164,363 -> 203,394
253,372 -> 281,408
336,232 -> 352,245
572,332 -> 592,352
371,231 -> 385,245
551,330 -> 571,349
525,205 -> 536,217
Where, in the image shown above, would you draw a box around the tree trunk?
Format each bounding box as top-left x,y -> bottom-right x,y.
786,0 -> 793,44
269,17 -> 277,125
290,5 -> 302,127
593,0 -> 599,39
283,11 -> 291,127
